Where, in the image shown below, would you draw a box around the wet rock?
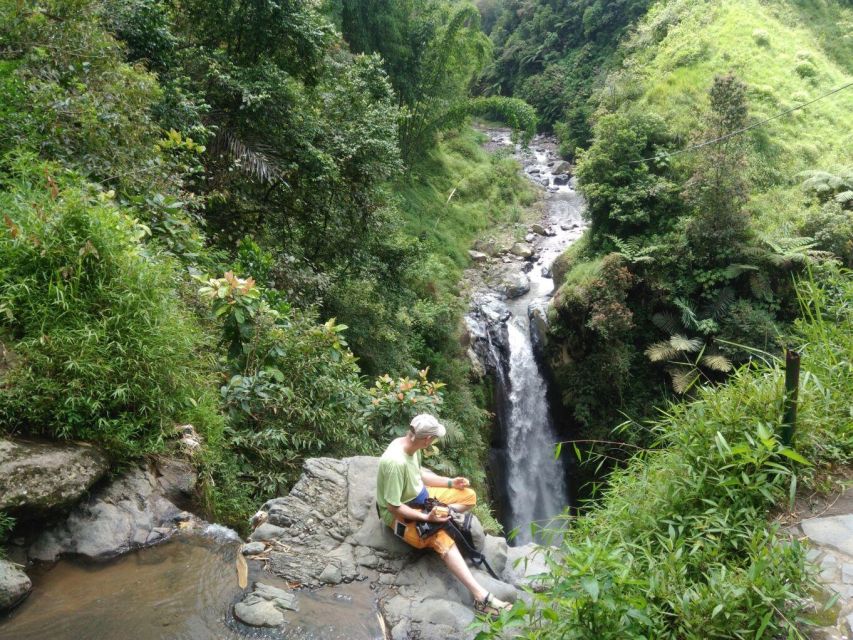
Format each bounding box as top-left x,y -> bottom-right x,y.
0,438 -> 109,517
524,233 -> 534,243
29,462 -> 196,562
242,541 -> 266,555
0,559 -> 31,611
510,242 -> 534,259
521,261 -> 533,273
466,347 -> 486,380
499,273 -> 530,299
553,174 -> 570,186
530,223 -> 548,236
553,161 -> 571,175
541,266 -> 552,278
234,583 -> 299,628
467,250 -> 488,263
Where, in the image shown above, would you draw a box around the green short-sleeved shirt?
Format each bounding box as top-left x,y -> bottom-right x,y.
376,441 -> 424,527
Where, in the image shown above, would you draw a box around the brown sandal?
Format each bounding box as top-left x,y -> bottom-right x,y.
474,592 -> 511,616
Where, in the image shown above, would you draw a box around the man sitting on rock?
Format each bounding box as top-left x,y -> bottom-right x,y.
376,413 -> 511,616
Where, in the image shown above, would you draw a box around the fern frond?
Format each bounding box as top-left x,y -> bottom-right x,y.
723,263 -> 759,279
670,334 -> 702,353
651,311 -> 682,336
705,287 -> 736,321
701,353 -> 733,372
645,341 -> 679,362
749,272 -> 774,301
835,190 -> 853,206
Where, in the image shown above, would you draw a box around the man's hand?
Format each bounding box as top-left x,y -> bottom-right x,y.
452,477 -> 470,490
426,506 -> 451,523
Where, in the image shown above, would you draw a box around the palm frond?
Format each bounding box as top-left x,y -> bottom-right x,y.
701,353 -> 733,372
645,340 -> 680,362
749,272 -> 774,301
704,287 -> 736,321
651,311 -> 682,336
669,334 -> 703,353
672,297 -> 698,330
667,365 -> 699,394
210,128 -> 286,185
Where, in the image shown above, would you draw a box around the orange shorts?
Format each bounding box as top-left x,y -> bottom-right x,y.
391,486 -> 477,557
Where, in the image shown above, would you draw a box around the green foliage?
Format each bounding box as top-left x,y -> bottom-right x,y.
576,111 -> 681,240
683,75 -> 752,267
481,0 -> 655,149
0,159 -> 223,459
483,269 -> 853,639
0,0 -> 166,192
200,272 -> 373,497
366,369 -> 445,436
341,0 -> 535,163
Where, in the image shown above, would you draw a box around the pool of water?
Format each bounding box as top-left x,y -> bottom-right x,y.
0,536 -> 383,640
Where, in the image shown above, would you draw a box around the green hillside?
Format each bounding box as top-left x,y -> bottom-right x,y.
608,0 -> 853,230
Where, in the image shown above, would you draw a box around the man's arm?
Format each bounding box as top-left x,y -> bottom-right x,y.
421,467 -> 470,490
386,502 -> 448,523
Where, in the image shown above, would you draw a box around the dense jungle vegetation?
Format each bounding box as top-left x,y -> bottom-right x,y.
0,0 -> 534,527
1,0 -> 852,636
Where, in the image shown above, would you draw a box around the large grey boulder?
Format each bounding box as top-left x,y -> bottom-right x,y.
0,558 -> 31,611
498,272 -> 530,299
29,459 -> 198,561
0,438 -> 109,517
238,456 -> 541,639
510,242 -> 534,259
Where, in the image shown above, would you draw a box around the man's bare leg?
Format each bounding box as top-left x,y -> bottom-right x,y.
441,544 -> 488,601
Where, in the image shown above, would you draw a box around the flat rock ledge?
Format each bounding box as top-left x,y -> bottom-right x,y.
238,456 -> 547,640
0,438 -> 109,517
234,582 -> 299,627
788,501 -> 853,639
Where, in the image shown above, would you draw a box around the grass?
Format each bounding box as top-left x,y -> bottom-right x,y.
615,0 -> 853,234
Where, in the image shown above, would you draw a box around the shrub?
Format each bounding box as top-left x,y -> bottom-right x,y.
199,272 -> 374,498
0,159 -> 222,459
752,28 -> 770,46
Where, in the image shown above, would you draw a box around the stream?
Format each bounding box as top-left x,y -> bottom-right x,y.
469,127 -> 587,545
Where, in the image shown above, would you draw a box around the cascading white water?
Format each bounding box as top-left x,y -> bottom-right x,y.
504,319 -> 566,544
468,127 -> 587,545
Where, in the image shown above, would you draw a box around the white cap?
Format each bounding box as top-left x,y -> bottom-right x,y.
409,414 -> 446,439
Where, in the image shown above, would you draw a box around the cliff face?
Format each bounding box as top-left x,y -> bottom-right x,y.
238,456 -> 548,639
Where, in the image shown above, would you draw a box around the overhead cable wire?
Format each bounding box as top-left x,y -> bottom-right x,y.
629,79 -> 853,164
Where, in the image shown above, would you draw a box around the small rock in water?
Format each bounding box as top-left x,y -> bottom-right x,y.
560,223 -> 571,231
242,541 -> 266,555
541,266 -> 552,278
468,250 -> 488,263
203,524 -> 241,542
530,223 -> 548,236
510,242 -> 534,259
521,261 -> 533,273
552,174 -> 570,186
524,233 -> 534,242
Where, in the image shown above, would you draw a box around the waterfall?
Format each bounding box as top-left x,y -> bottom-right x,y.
504,320 -> 566,544
467,127 -> 587,545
